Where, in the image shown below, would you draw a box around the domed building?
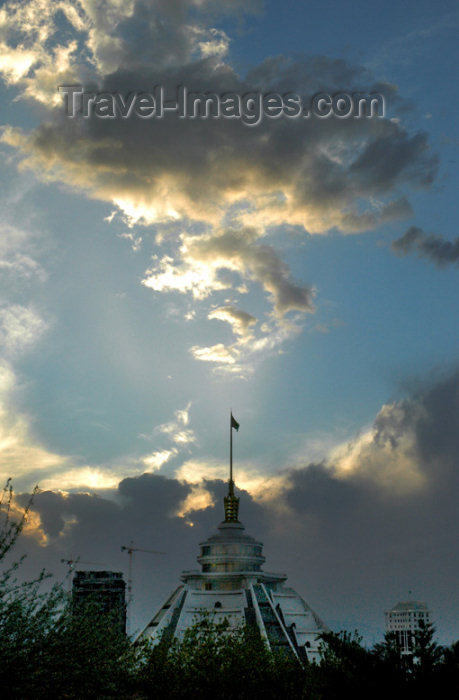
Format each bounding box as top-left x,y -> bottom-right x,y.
137,448 -> 328,663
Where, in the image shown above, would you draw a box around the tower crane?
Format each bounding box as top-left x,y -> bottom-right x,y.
121,541 -> 165,636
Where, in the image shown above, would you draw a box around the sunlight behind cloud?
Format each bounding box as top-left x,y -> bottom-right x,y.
40,467 -> 120,491
328,401 -> 427,494
142,449 -> 178,473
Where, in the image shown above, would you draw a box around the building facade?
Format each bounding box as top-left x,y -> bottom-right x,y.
385,600 -> 431,654
72,570 -> 126,635
137,481 -> 328,663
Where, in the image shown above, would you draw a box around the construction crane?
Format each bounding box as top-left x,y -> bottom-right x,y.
61,557 -> 106,593
121,541 -> 165,636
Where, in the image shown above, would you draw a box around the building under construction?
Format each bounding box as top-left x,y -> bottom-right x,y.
72,570 -> 126,635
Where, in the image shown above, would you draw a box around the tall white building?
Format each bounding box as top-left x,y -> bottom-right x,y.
137,476 -> 328,663
385,600 -> 431,654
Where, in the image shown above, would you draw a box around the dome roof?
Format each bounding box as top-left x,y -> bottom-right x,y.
136,480 -> 328,664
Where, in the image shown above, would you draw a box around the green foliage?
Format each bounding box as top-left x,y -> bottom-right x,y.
0,481 -> 136,700
438,640 -> 459,697
413,619 -> 443,673
372,630 -> 413,685
315,630 -> 386,699
0,479 -> 37,565
410,620 -> 448,699
136,614 -> 311,700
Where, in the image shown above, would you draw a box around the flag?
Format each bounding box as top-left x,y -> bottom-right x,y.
231,414 -> 240,431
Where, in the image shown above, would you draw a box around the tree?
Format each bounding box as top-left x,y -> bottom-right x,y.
372,631 -> 411,685
0,480 -> 136,699
437,640 -> 459,697
409,620 -> 444,698
315,630 -> 383,699
136,614 -> 313,700
413,619 -> 443,673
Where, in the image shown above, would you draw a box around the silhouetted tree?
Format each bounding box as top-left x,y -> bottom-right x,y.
315,630 -> 390,699
437,639 -> 459,697
136,614 -> 313,700
373,630 -> 411,685
0,480 -> 136,699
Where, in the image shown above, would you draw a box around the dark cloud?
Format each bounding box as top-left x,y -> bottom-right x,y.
19,489 -> 120,539
407,370 -> 459,475
118,473 -> 190,515
11,63 -> 436,233
8,370 -> 459,644
2,1 -> 438,235
281,370 -> 459,641
392,226 -> 459,267
0,0 -> 439,368
180,227 -> 315,316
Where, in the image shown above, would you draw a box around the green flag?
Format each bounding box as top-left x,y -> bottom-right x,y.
231,414 -> 240,431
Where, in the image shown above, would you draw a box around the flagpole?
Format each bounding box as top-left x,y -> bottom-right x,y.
230,412 -> 233,493
225,412 -> 239,522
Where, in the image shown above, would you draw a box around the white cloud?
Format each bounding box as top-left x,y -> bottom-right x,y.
39,466 -> 120,491
144,227 -> 314,317
190,343 -> 238,365
143,227 -> 314,373
0,362 -> 70,484
146,402 -> 197,447
175,456 -> 286,503
328,401 -> 427,494
0,0 -> 437,375
141,449 -> 178,472
208,306 -> 257,340
0,305 -> 48,354
175,482 -> 215,521
190,314 -> 303,376
0,223 -> 46,283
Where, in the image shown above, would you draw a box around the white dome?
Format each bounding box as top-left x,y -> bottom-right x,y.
136,488 -> 328,664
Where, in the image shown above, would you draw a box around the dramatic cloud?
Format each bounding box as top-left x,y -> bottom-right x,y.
144,227 -> 315,317
329,402 -> 426,494
0,0 -> 455,650
144,226 -> 314,373
0,0 -> 439,370
7,369 -> 459,642
392,226 -> 459,267
324,369 -> 459,497
2,76 -> 435,233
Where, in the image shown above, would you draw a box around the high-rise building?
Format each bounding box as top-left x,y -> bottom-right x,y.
136,476 -> 328,663
72,570 -> 126,635
384,600 -> 431,654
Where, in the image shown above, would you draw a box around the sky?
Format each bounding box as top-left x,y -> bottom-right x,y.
0,0 -> 458,645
